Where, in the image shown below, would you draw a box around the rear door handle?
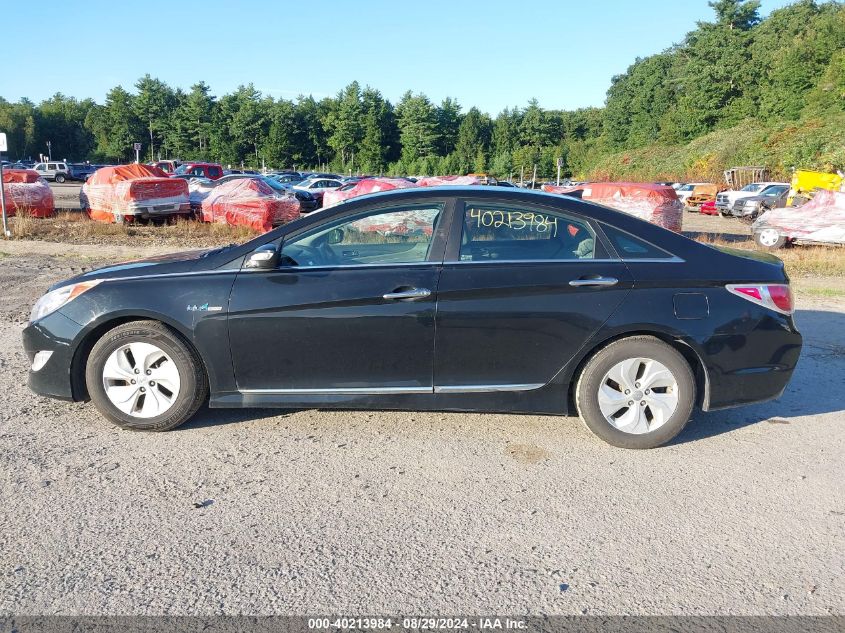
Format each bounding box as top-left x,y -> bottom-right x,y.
383,288 -> 432,300
569,276 -> 618,288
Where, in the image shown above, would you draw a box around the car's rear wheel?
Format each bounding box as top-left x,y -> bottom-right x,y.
754,228 -> 786,250
575,336 -> 695,449
86,321 -> 208,431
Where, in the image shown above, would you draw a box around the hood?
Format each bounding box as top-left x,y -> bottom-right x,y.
51,247 -> 224,290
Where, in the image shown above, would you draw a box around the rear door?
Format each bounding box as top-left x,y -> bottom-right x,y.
433,198 -> 633,391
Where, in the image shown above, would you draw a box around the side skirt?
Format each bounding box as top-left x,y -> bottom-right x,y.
209,383 -> 570,416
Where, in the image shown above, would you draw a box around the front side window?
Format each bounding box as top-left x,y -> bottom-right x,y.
280,204 -> 444,268
208,166 -> 221,178
459,203 -> 596,262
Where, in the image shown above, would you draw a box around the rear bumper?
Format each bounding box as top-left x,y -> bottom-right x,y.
701,317 -> 802,410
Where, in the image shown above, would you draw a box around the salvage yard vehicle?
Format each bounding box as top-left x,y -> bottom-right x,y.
730,184 -> 789,221
33,161 -> 69,183
684,183 -> 719,210
715,182 -> 788,216
753,188 -> 845,249
675,182 -> 716,206
23,187 -> 802,449
81,164 -> 191,223
172,162 -> 224,180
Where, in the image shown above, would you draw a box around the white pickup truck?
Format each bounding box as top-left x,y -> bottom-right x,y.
715,182 -> 788,216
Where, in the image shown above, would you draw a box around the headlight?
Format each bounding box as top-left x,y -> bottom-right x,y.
744,200 -> 758,207
30,280 -> 102,323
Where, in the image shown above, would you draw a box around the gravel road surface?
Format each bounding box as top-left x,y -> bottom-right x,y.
1,251 -> 843,616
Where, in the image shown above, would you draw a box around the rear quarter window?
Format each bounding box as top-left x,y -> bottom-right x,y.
601,223 -> 675,260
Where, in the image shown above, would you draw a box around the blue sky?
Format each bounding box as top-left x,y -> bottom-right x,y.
1,0 -> 793,114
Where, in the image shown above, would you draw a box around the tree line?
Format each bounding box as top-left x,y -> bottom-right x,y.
1,0 -> 842,179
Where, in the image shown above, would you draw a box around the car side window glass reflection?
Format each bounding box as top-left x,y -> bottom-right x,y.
280,205 -> 444,268
459,204 -> 596,262
600,224 -> 674,259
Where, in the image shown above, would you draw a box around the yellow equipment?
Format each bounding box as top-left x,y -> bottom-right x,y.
787,169 -> 843,205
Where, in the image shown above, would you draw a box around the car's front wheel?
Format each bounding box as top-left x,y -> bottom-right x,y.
85,321 -> 208,431
55,174 -> 66,183
754,228 -> 786,249
575,336 -> 695,449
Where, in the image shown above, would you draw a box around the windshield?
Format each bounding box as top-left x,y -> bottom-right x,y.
679,184 -> 694,191
260,177 -> 287,192
741,183 -> 764,192
173,165 -> 189,175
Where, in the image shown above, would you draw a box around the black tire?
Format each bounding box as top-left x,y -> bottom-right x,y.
55,174 -> 66,183
85,320 -> 208,431
753,229 -> 786,250
575,336 -> 695,449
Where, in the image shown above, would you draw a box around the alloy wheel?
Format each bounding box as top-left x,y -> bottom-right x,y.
102,342 -> 181,418
597,357 -> 679,435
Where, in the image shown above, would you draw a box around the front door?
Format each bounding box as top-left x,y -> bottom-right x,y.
433,199 -> 633,391
227,201 -> 451,393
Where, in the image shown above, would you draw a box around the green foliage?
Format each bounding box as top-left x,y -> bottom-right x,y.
0,0 -> 843,182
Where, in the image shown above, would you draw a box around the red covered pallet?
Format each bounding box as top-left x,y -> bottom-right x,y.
200,178 -> 301,232
2,169 -> 54,218
543,182 -> 684,232
416,175 -> 481,187
83,164 -> 190,223
323,177 -> 417,208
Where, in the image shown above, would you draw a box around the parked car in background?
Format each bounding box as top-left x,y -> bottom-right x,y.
699,199 -> 718,216
152,160 -> 181,174
66,163 -> 97,182
197,174 -> 318,214
23,186 -> 802,449
33,161 -> 69,183
172,162 -> 224,180
730,185 -> 790,220
715,182 -> 788,216
269,173 -> 305,186
676,183 -> 710,205
293,177 -> 343,207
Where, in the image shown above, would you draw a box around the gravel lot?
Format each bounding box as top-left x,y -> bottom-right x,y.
1,247 -> 843,616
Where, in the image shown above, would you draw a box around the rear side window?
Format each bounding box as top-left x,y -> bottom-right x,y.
459,203 -> 596,261
601,223 -> 674,259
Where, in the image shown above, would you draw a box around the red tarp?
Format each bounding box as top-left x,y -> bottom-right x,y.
200,178 -> 301,232
416,175 -> 481,187
543,182 -> 683,232
753,189 -> 845,245
322,177 -> 417,208
349,208 -> 440,238
83,164 -> 190,223
1,169 -> 55,218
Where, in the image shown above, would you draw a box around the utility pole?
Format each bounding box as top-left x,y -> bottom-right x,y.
0,132 -> 10,237
46,141 -> 52,160
532,164 -> 537,189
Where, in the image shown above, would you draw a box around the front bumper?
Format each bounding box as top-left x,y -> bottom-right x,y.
22,311 -> 86,401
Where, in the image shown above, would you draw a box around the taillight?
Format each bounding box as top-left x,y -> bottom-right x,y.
726,284 -> 794,315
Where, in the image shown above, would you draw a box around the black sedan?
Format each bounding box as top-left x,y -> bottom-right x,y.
23,187 -> 802,448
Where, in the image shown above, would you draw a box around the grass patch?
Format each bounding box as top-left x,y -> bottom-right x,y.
799,286 -> 845,298
695,235 -> 845,277
9,211 -> 261,248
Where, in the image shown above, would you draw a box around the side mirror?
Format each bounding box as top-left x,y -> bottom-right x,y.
244,244 -> 279,270
327,228 -> 344,245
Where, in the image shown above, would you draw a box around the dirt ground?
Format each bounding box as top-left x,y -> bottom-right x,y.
0,244 -> 843,615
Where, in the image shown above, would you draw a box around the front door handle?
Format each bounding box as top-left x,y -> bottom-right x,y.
569,276 -> 619,288
383,288 -> 432,301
